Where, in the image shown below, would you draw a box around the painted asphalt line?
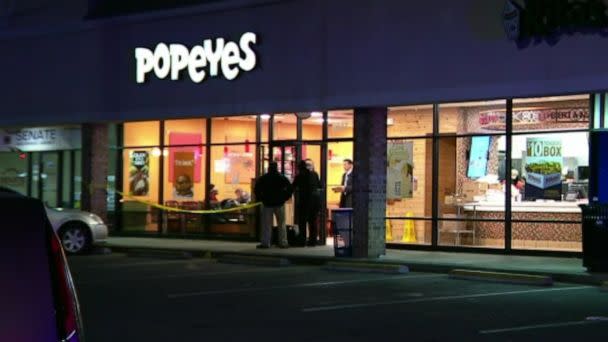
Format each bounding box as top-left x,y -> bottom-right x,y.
77,267 -> 312,286
74,259 -> 208,270
479,317 -> 608,334
168,274 -> 443,299
302,285 -> 592,313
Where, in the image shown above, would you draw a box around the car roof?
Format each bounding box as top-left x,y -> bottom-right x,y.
0,192 -> 59,340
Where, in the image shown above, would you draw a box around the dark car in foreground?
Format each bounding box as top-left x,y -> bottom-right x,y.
0,189 -> 84,341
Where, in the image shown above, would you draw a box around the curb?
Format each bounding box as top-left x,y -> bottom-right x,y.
323,261 -> 409,274
124,248 -> 194,260
218,254 -> 291,267
105,244 -> 607,286
449,269 -> 554,286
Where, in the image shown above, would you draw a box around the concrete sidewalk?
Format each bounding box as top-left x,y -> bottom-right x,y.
104,237 -> 608,286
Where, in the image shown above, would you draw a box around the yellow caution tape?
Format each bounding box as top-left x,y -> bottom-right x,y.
86,183 -> 261,214
116,190 -> 261,214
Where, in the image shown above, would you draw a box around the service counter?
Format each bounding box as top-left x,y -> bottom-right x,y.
454,200 -> 584,250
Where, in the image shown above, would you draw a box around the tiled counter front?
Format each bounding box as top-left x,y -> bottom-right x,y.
468,210 -> 582,251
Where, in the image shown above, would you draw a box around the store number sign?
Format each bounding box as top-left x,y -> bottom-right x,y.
135,32 -> 258,84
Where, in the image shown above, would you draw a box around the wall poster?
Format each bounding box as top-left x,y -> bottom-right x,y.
172,151 -> 195,199
524,137 -> 562,200
129,150 -> 150,196
387,141 -> 414,199
225,152 -> 255,184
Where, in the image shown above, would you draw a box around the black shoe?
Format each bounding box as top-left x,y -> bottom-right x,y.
278,244 -> 289,249
256,244 -> 270,249
307,240 -> 317,247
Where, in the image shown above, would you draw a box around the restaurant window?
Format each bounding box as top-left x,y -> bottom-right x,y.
272,113 -> 297,141
385,105 -> 434,245
211,116 -> 256,144
326,141 -> 353,210
121,121 -> 161,232
328,110 -> 354,139
301,112 -> 323,141
385,138 -> 433,245
208,144 -> 256,236
510,95 -> 589,252
162,118 -> 207,234
121,147 -> 160,232
123,121 -> 160,147
388,105 -> 433,137
437,101 -> 507,249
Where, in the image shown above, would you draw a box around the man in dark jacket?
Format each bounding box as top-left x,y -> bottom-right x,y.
293,160 -> 322,246
254,161 -> 293,248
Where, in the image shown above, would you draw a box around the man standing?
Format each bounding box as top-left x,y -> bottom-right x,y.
293,160 -> 322,246
254,161 -> 293,249
334,159 -> 353,208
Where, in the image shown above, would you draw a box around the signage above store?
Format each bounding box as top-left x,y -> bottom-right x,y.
479,107 -> 589,130
135,32 -> 258,84
503,0 -> 608,45
0,126 -> 81,152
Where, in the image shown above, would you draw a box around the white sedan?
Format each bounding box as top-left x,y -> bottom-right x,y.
45,206 -> 109,254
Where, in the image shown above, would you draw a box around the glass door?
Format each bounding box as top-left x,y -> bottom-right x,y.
269,141 -> 328,244
41,152 -> 60,208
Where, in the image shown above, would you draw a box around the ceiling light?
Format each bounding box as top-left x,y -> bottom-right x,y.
260,113 -> 270,120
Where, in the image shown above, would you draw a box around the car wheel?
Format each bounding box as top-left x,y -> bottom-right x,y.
60,223 -> 91,254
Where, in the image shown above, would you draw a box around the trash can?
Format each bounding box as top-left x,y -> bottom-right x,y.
331,208 -> 353,257
580,203 -> 608,272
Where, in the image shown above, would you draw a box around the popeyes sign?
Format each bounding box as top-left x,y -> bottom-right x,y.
135,32 -> 258,84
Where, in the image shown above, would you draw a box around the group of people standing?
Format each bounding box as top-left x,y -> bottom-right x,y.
254,158 -> 353,249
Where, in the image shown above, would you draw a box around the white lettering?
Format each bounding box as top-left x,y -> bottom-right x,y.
153,43 -> 171,79
169,44 -> 190,80
188,46 -> 207,83
135,48 -> 154,83
134,32 -> 258,84
204,38 -> 225,77
221,42 -> 241,80
239,32 -> 257,71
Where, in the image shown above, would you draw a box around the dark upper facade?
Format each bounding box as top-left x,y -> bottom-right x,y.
1,0 -> 608,126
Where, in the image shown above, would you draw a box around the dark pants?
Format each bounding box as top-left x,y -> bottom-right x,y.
297,198 -> 320,245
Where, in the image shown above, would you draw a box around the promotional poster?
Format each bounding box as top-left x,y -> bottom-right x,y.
524,137 -> 562,200
387,141 -> 414,199
172,151 -> 195,199
129,150 -> 150,196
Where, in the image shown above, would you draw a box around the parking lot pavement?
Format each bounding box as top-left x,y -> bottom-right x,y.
69,254 -> 608,342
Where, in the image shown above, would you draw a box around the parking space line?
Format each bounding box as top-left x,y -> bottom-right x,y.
77,267 -> 305,286
479,320 -> 605,334
73,259 -> 205,270
302,285 -> 591,313
167,274 -> 443,299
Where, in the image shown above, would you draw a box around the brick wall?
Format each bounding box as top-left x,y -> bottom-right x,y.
352,107 -> 387,258
81,123 -> 108,222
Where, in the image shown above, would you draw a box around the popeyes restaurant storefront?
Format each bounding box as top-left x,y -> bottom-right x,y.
3,0 -> 608,257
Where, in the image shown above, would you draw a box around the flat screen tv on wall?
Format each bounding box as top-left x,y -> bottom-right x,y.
467,136 -> 491,180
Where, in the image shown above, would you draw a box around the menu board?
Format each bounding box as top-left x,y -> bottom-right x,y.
524,138 -> 562,200
467,136 -> 491,179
